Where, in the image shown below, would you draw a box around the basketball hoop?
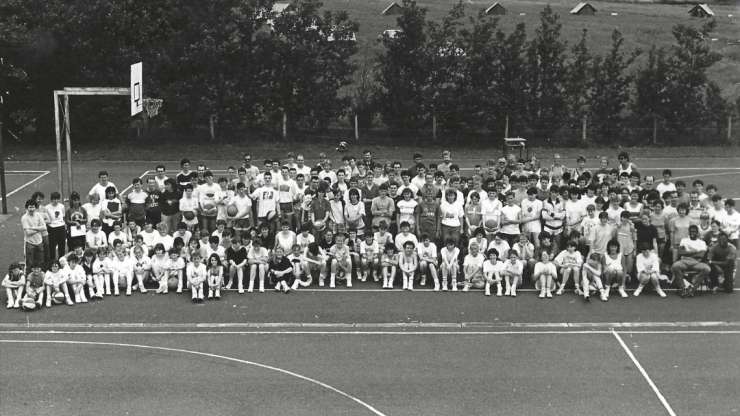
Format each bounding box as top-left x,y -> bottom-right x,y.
142,98 -> 163,118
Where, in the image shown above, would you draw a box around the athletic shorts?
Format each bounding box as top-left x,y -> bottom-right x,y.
279,203 -> 293,215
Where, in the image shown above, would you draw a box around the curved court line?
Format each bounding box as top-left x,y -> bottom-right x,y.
0,339 -> 387,416
672,171 -> 740,181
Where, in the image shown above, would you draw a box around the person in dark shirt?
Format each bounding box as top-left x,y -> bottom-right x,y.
635,210 -> 658,253
269,247 -> 294,293
145,177 -> 162,227
707,232 -> 736,293
160,178 -> 182,236
176,158 -> 198,191
226,237 -> 248,291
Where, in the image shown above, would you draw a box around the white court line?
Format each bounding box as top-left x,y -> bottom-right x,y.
119,170 -> 151,196
5,170 -> 50,175
612,330 -> 677,416
2,321 -> 739,330
612,331 -> 676,416
1,330 -> 739,335
673,171 -> 740,181
0,339 -> 388,416
0,171 -> 50,201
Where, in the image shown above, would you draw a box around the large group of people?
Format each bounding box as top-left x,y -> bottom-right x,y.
5,148 -> 737,310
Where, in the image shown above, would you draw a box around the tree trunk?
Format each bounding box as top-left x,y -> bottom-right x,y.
282,111 -> 287,140
581,115 -> 587,143
652,116 -> 658,145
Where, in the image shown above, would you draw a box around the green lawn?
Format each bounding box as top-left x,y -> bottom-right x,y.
323,0 -> 740,99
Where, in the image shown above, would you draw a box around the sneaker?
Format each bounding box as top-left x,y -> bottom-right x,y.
5,302 -> 12,309
510,290 -> 517,297
618,287 -> 628,298
555,288 -> 564,296
538,292 -> 545,299
66,299 -> 74,306
346,282 -> 352,288
215,294 -> 221,299
546,291 -> 553,299
45,301 -> 51,308
259,288 -> 265,293
496,287 -> 503,297
656,287 -> 667,298
462,285 -> 469,292
318,280 -> 325,287
574,288 -> 582,296
584,295 -> 590,302
504,288 -> 511,296
441,285 -> 448,291
238,289 -> 245,294
600,292 -> 608,302
633,286 -> 643,297
485,289 -> 491,296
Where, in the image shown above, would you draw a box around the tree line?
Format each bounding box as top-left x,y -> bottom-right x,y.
0,0 -> 736,144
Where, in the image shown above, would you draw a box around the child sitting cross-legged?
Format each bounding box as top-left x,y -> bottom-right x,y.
2,263 -> 26,309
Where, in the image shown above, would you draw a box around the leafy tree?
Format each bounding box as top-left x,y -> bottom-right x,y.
662,21 -> 722,131
563,29 -> 592,133
590,29 -> 633,141
423,1 -> 466,131
631,45 -> 670,143
267,0 -> 358,134
492,23 -> 528,136
375,0 -> 429,133
525,5 -> 567,140
704,81 -> 728,135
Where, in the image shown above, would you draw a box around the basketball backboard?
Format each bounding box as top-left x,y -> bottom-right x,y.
130,62 -> 142,116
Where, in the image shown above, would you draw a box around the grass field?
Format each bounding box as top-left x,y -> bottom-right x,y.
322,0 -> 740,99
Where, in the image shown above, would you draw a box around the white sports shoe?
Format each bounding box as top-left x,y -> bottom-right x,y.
618,287 -> 628,298
633,285 -> 643,297
656,287 -> 667,298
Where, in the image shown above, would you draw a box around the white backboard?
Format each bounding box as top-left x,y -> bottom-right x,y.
130,62 -> 142,116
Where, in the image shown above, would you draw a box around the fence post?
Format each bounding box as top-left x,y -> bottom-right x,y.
728,114 -> 732,143
581,115 -> 587,143
282,110 -> 287,140
354,114 -> 359,141
0,121 -> 6,214
432,114 -> 437,140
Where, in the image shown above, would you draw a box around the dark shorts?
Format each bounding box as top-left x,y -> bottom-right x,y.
279,203 -> 293,215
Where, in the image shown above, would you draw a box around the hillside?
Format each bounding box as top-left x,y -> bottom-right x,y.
323,0 -> 740,100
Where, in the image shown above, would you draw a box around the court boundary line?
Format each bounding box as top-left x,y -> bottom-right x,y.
2,320 -> 739,330
0,339 -> 387,416
119,169 -> 151,196
0,170 -> 50,201
612,330 -> 677,416
1,330 -> 739,335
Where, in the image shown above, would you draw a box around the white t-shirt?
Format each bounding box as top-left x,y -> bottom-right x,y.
45,203 -> 66,228
251,186 -> 278,218
481,197 -> 503,228
463,253 -> 485,269
520,198 -> 542,233
397,199 -> 418,225
89,182 -> 117,202
440,201 -> 464,227
276,176 -> 297,204
679,237 -> 707,254
483,260 -> 504,278
500,205 -> 521,235
417,242 -> 437,262
722,211 -> 740,240
488,240 -> 510,260
636,252 -> 660,274
655,182 -> 677,196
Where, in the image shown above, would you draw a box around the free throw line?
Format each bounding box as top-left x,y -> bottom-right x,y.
612,330 -> 677,416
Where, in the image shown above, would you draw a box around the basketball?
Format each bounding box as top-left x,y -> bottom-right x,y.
313,220 -> 326,231
21,299 -> 37,310
183,211 -> 195,221
485,219 -> 498,230
227,205 -> 238,217
168,276 -> 179,290
52,291 -> 65,304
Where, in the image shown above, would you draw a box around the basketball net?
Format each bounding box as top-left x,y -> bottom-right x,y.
143,98 -> 163,118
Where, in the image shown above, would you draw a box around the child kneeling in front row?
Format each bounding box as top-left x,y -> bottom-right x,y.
44,261 -> 73,306
634,244 -> 667,298
186,252 -> 207,303
3,262 -> 26,309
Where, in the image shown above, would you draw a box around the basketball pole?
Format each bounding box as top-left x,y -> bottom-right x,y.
0,120 -> 7,214
63,94 -> 73,195
53,91 -> 64,197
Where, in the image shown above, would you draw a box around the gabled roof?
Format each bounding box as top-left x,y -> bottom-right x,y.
272,2 -> 292,14
382,2 -> 403,15
484,2 -> 505,14
570,2 -> 596,14
689,3 -> 715,16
